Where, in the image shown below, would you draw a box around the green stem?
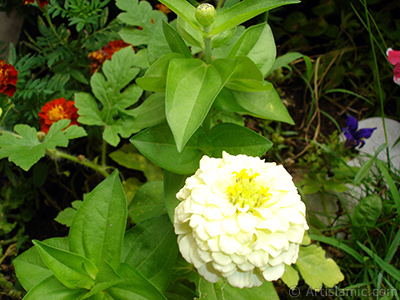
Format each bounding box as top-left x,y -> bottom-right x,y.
46,149 -> 109,178
101,139 -> 107,168
216,0 -> 225,9
203,26 -> 212,64
0,100 -> 14,127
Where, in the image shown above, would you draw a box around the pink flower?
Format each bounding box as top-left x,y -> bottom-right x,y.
387,48 -> 400,85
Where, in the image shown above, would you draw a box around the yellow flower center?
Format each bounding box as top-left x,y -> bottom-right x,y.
48,105 -> 66,121
226,168 -> 272,211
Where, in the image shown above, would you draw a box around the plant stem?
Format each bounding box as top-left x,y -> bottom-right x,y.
46,149 -> 109,178
101,139 -> 107,168
203,26 -> 212,64
216,0 -> 225,9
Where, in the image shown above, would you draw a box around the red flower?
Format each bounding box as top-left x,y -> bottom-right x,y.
0,60 -> 18,98
155,4 -> 171,15
38,98 -> 79,134
88,40 -> 133,74
23,0 -> 49,7
387,48 -> 400,85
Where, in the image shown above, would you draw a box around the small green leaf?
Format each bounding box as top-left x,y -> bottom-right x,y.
228,23 -> 276,76
69,171 -> 127,271
23,276 -> 87,300
351,194 -> 382,239
74,93 -> 104,126
128,181 -> 166,223
209,0 -> 300,36
33,240 -> 97,290
162,21 -> 192,58
130,123 -> 203,175
136,53 -> 185,92
208,123 -> 272,157
122,215 -> 178,291
214,88 -> 294,124
295,244 -> 344,290
281,265 -> 299,289
166,58 -> 236,151
176,16 -> 204,48
55,201 -> 82,227
157,0 -> 202,32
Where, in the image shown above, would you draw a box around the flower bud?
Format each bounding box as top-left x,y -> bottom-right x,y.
195,3 -> 216,27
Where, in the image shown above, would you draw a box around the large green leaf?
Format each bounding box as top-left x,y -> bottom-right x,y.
225,56 -> 273,92
228,23 -> 276,76
166,58 -> 236,151
130,123 -> 203,175
136,53 -> 185,92
117,0 -> 167,46
69,171 -> 127,271
196,278 -> 279,300
0,120 -> 86,171
23,276 -> 87,300
295,244 -> 344,290
176,16 -> 204,48
122,215 -> 178,291
209,0 -> 300,35
157,0 -> 202,32
162,21 -> 192,58
13,238 -> 69,292
32,240 -> 97,290
128,181 -> 166,223
107,263 -> 168,300
214,88 -> 294,124
208,123 -> 272,157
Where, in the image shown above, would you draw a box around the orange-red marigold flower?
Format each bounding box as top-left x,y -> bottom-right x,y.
88,40 -> 133,74
0,60 -> 18,98
38,98 -> 79,134
23,0 -> 49,7
155,4 -> 171,15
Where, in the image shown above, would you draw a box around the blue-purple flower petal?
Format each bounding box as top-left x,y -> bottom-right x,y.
346,115 -> 358,132
355,127 -> 377,140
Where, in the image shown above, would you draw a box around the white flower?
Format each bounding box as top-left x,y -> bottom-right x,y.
174,152 -> 309,289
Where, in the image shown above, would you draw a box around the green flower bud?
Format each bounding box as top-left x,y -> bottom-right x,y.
195,3 -> 216,27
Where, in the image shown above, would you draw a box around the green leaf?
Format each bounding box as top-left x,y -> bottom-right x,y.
32,240 -> 97,290
128,181 -> 166,223
281,265 -> 299,289
376,160 -> 400,215
122,215 -> 178,291
74,93 -> 104,126
295,244 -> 344,290
136,53 -> 185,92
214,88 -> 294,124
0,121 -> 87,171
176,16 -> 204,48
109,144 -> 163,182
228,23 -> 276,76
166,58 -> 236,151
225,56 -> 273,92
157,0 -> 202,32
357,242 -> 400,282
107,263 -> 168,300
130,123 -> 203,175
13,238 -> 69,292
164,171 -> 187,223
351,194 -> 382,239
162,21 -> 192,58
69,171 -> 127,271
209,0 -> 301,36
268,52 -> 303,76
23,276 -> 87,300
208,123 -> 272,157
55,201 -> 83,227
117,0 -> 168,46
196,278 -> 279,300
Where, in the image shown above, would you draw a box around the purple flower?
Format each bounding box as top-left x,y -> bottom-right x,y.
342,115 -> 377,149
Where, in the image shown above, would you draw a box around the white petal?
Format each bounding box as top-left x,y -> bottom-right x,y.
189,214 -> 203,228
212,261 -> 236,274
211,252 -> 232,265
193,220 -> 210,241
174,221 -> 191,235
226,270 -> 264,289
283,243 -> 299,264
197,248 -> 212,263
278,207 -> 305,224
230,253 -> 247,265
190,244 -> 205,269
262,264 -> 285,281
268,252 -> 286,267
198,262 -> 220,283
254,207 -> 273,219
207,236 -> 220,252
221,216 -> 240,235
248,250 -> 269,268
203,205 -> 224,221
285,224 -> 306,243
178,234 -> 195,264
219,235 -> 242,255
263,232 -> 288,250
237,213 -> 257,232
205,220 -> 224,237
237,261 -> 255,272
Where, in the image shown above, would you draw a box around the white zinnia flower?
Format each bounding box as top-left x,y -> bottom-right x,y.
174,152 -> 309,289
